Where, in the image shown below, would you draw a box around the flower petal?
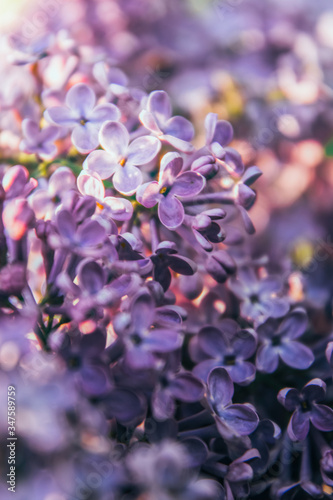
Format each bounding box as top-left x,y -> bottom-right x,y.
66,83 -> 96,115
213,120 -> 234,147
279,340 -> 314,370
84,149 -> 118,179
302,379 -> 326,403
256,344 -> 279,373
278,308 -> 308,340
71,123 -> 99,154
113,164 -> 142,195
147,90 -> 171,124
99,121 -> 129,157
131,293 -> 155,333
139,109 -> 162,134
158,195 -> 184,230
127,135 -> 161,165
208,367 -> 234,410
103,196 -> 133,221
164,116 -> 194,141
137,181 -> 160,208
198,326 -> 228,357
88,103 -> 120,124
76,219 -> 106,247
172,172 -> 205,197
277,387 -> 300,411
169,373 -> 204,402
205,113 -> 217,145
311,404 -> 333,432
77,170 -> 105,199
217,404 -> 259,438
288,408 -> 310,441
44,106 -> 78,127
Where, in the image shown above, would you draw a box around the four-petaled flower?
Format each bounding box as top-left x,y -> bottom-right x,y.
83,120 -> 161,195
256,308 -> 314,373
137,152 -> 205,229
207,367 -> 259,440
139,90 -> 195,152
278,378 -> 333,441
20,119 -> 59,159
44,83 -> 120,153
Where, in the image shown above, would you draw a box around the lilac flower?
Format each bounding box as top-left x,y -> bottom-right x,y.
137,152 -> 205,229
228,266 -> 290,323
151,241 -> 197,291
192,321 -> 257,385
2,165 -> 37,200
221,449 -> 261,500
152,355 -> 204,420
3,198 -> 35,240
59,328 -> 112,396
56,259 -> 120,324
113,292 -> 182,370
20,119 -> 59,160
93,61 -> 129,96
48,209 -> 110,258
83,120 -> 161,194
204,113 -> 244,176
139,90 -> 195,152
256,308 -> 314,373
278,379 -> 333,441
207,367 -> 259,440
30,166 -> 76,218
127,440 -> 223,500
320,449 -> 333,486
77,170 -> 133,220
44,83 -> 120,153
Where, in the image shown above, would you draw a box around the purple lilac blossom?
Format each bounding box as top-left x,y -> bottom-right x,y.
83,120 -> 161,194
44,83 -> 121,153
278,379 -> 333,441
137,152 -> 205,229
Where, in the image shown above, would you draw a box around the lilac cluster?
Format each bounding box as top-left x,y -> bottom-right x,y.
0,2 -> 332,500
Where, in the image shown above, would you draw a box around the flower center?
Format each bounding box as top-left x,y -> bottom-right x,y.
224,354 -> 236,366
96,201 -> 104,210
80,118 -> 87,126
120,158 -> 126,167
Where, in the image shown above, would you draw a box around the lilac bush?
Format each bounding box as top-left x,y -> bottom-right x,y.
0,1 -> 332,500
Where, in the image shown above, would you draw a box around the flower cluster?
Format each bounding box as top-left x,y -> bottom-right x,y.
0,1 -> 332,500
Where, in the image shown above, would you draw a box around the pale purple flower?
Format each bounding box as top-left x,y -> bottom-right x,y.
256,308 -> 314,373
204,112 -> 244,176
207,367 -> 259,440
152,355 -> 204,420
83,120 -> 161,194
48,209 -> 110,258
20,119 -> 59,159
59,328 -> 112,396
113,292 -> 182,370
30,166 -> 76,218
228,266 -> 290,323
137,152 -> 205,229
2,165 -> 37,200
44,83 -> 120,154
278,379 -> 333,441
139,90 -> 195,153
192,320 -> 257,385
77,170 -> 133,220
